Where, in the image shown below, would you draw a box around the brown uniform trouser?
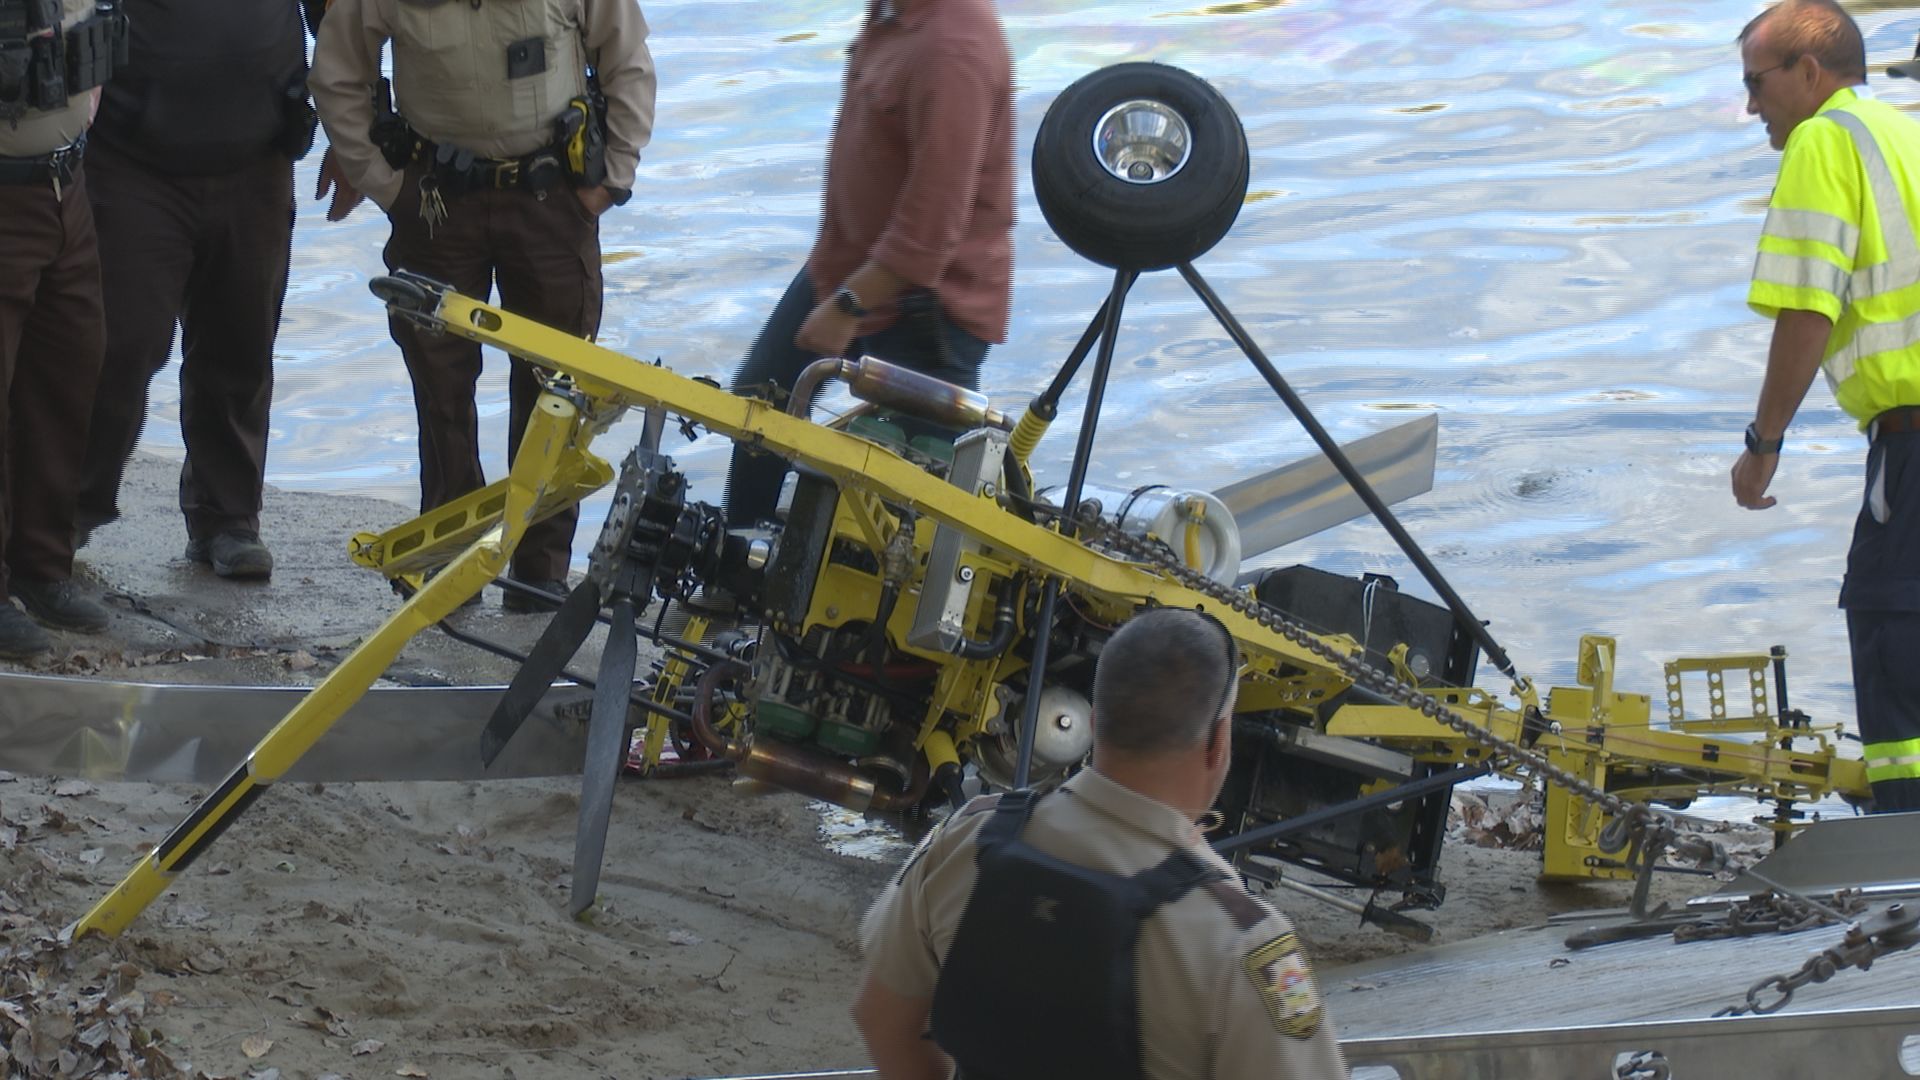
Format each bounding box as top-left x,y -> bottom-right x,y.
382,173 -> 603,583
0,166 -> 105,600
78,139 -> 294,540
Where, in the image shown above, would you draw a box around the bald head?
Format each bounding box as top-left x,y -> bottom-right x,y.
1740,0 -> 1865,81
1091,607 -> 1239,755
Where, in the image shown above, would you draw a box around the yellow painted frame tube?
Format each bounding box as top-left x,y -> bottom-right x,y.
73,394 -> 584,938
424,290 -> 1334,675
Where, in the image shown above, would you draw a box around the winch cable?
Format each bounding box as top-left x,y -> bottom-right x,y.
1177,261 -> 1525,691
1082,515 -> 1728,916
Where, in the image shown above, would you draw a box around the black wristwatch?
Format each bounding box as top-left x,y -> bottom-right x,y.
832,285 -> 869,319
1744,421 -> 1783,456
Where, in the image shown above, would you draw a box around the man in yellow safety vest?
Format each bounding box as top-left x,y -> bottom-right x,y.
1735,0 -> 1920,812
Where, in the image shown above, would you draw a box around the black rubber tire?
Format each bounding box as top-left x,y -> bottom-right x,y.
1031,63 -> 1249,272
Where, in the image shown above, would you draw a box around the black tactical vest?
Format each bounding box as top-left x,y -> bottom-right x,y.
0,0 -> 126,126
928,790 -> 1220,1080
90,0 -> 306,174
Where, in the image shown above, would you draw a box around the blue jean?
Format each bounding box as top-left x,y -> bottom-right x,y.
723,270 -> 990,527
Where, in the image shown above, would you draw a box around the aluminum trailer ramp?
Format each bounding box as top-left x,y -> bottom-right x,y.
677,1006 -> 1920,1080
679,894 -> 1920,1079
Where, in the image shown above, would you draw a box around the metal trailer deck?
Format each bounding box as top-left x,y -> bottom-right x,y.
682,815 -> 1920,1079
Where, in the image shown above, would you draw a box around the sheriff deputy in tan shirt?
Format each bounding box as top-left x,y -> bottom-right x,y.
307,0 -> 655,610
856,607 -> 1349,1080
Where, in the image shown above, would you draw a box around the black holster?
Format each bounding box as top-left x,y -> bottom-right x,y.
277,73 -> 317,161
369,76 -> 413,170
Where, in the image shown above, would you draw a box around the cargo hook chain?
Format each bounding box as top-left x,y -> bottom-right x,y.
1712,902 -> 1920,1017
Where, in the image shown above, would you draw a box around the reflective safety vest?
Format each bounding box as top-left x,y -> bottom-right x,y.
1750,88 -> 1920,426
1865,736 -> 1920,786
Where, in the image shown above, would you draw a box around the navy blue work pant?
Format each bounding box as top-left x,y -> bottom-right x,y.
722,270 -> 989,528
1841,427 -> 1920,813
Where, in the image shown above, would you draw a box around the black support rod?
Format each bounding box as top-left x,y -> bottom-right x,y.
1212,763 -> 1493,857
1177,261 -> 1523,685
1035,273 -> 1138,412
1014,268 -> 1137,789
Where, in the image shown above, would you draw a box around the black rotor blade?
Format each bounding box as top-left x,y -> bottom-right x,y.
479,578 -> 604,767
571,595 -> 637,918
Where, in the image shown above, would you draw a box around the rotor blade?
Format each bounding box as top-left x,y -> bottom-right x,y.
479,578 -> 603,767
571,595 -> 637,919
1216,413 -> 1438,567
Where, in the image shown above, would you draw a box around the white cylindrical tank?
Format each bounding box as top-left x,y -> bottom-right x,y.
1066,482 -> 1242,584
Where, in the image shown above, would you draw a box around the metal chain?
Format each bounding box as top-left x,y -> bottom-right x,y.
1077,516 -> 1726,869
1713,901 -> 1920,1016
1614,1050 -> 1671,1080
1673,888 -> 1867,944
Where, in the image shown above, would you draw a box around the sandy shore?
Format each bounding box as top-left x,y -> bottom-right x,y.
0,454 -> 1763,1079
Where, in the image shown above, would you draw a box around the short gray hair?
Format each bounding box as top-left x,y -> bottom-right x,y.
1740,0 -> 1865,81
1091,607 -> 1238,754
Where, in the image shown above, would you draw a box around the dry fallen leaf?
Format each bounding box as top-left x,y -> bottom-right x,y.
51,779 -> 95,797
78,848 -> 105,866
396,1064 -> 429,1077
187,950 -> 227,974
666,929 -> 702,947
352,1038 -> 384,1056
241,1034 -> 273,1059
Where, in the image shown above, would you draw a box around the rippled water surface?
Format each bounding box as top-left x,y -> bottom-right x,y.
135,0 -> 1920,733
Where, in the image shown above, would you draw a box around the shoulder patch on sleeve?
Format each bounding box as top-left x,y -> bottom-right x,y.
1242,931 -> 1324,1039
1204,878 -> 1270,931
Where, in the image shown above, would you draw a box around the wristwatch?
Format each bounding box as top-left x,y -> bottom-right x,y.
832,285 -> 869,319
1744,422 -> 1783,456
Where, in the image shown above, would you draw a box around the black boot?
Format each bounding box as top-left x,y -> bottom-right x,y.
185,530 -> 273,580
0,603 -> 51,659
13,578 -> 110,633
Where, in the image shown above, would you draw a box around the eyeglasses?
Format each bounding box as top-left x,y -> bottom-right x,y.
1744,59 -> 1793,96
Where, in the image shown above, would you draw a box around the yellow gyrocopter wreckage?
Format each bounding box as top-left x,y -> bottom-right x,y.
76,63 -> 1865,940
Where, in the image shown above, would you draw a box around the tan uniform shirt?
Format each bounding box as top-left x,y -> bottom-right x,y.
308,0 -> 655,210
863,769 -> 1349,1080
0,0 -> 99,157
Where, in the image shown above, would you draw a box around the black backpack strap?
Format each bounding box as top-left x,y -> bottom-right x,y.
1127,848 -> 1222,915
974,788 -> 1042,855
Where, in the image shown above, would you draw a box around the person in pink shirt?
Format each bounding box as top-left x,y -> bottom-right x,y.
723,0 -> 1014,529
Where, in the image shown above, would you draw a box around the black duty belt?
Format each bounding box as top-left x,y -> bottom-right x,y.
1872,405 -> 1920,440
0,137 -> 84,188
386,127 -> 568,195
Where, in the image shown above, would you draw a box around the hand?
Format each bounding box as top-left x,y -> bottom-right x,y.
575,185 -> 615,217
1731,449 -> 1780,509
316,147 -> 365,222
795,297 -> 860,357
